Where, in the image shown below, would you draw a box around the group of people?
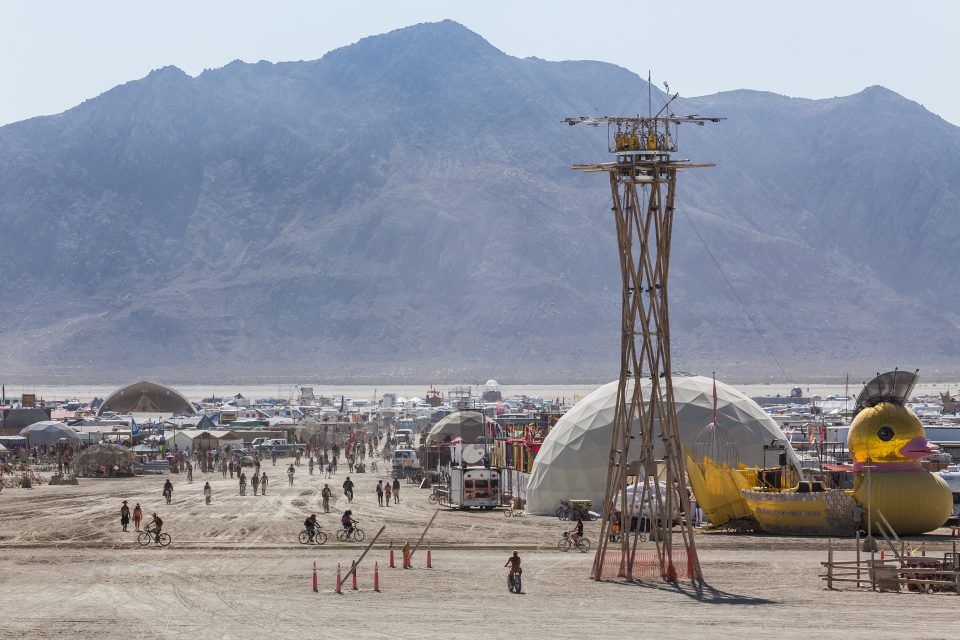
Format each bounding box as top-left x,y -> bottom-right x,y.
118,500 -> 163,541
237,470 -> 269,495
374,478 -> 401,506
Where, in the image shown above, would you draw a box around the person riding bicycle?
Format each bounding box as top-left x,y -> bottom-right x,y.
341,509 -> 357,536
304,513 -> 319,539
342,476 -> 354,502
162,479 -> 173,502
147,513 -> 164,542
504,551 -> 522,589
569,515 -> 584,545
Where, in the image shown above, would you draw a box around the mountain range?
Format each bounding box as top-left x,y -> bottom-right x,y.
1,20 -> 959,385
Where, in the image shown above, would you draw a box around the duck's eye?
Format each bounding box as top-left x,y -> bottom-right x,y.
877,426 -> 894,442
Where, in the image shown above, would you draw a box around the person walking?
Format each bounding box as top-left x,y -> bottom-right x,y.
132,503 -> 143,531
322,484 -> 332,513
120,501 -> 131,532
308,456 -> 315,476
252,470 -> 260,496
239,472 -> 247,496
325,463 -> 332,479
261,472 -> 268,495
376,480 -> 384,506
392,477 -> 401,504
203,481 -> 212,504
384,482 -> 392,506
287,464 -> 295,486
162,478 -> 173,504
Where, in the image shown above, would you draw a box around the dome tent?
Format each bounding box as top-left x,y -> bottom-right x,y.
20,421 -> 81,446
525,375 -> 801,515
425,411 -> 498,446
71,443 -> 136,477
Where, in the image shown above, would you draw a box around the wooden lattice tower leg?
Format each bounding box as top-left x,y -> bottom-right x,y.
589,163 -> 703,583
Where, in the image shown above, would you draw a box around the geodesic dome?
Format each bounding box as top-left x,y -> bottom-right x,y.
20,420 -> 81,446
525,375 -> 801,515
72,443 -> 136,477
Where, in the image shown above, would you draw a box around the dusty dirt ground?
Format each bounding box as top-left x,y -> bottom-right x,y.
2,459 -> 959,639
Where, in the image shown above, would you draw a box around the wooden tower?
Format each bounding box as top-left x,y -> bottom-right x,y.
565,108 -> 721,583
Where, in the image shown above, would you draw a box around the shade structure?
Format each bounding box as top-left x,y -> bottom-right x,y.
525,375 -> 802,515
19,421 -> 81,446
98,380 -> 196,415
425,411 -> 497,446
71,443 -> 137,476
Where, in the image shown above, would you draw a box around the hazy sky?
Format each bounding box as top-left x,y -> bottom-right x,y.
2,1 -> 957,126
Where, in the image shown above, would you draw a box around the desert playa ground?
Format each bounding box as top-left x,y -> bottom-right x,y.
1,460 -> 958,640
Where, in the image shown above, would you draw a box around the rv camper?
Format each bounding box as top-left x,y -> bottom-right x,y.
448,467 -> 500,510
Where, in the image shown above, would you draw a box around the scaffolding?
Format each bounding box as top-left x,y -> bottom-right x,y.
565,106 -> 721,583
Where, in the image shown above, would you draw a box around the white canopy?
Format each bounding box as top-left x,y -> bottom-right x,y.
525,375 -> 802,515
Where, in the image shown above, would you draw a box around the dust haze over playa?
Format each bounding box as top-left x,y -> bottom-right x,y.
2,4 -> 960,385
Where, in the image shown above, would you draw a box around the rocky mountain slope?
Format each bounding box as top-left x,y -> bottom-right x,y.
1,20 -> 958,384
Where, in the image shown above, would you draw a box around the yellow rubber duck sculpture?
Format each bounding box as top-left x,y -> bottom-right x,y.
686,370 -> 951,536
849,370 -> 952,535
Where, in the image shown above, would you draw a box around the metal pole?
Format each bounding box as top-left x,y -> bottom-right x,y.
338,525 -> 386,588
410,508 -> 441,559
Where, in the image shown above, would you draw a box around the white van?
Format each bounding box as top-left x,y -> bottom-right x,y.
392,449 -> 418,466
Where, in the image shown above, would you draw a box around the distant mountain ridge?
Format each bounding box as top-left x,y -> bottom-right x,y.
1,20 -> 959,384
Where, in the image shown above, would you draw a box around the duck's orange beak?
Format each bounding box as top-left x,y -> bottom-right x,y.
899,436 -> 939,460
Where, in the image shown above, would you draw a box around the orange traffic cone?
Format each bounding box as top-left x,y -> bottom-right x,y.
427,542 -> 432,569
880,548 -> 885,561
336,563 -> 342,594
312,560 -> 318,593
374,561 -> 381,592
351,561 -> 358,590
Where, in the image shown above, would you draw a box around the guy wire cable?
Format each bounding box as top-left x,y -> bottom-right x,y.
676,201 -> 793,383
482,195 -> 612,384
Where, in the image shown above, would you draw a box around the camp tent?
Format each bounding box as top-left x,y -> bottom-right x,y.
19,420 -> 81,446
525,375 -> 802,515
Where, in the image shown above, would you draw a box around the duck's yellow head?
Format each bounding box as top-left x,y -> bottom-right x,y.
848,402 -> 938,464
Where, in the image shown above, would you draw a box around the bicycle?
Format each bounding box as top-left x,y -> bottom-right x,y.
138,530 -> 171,547
508,572 -> 522,594
558,531 -> 591,553
298,529 -> 328,545
163,490 -> 172,505
336,525 -> 365,542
